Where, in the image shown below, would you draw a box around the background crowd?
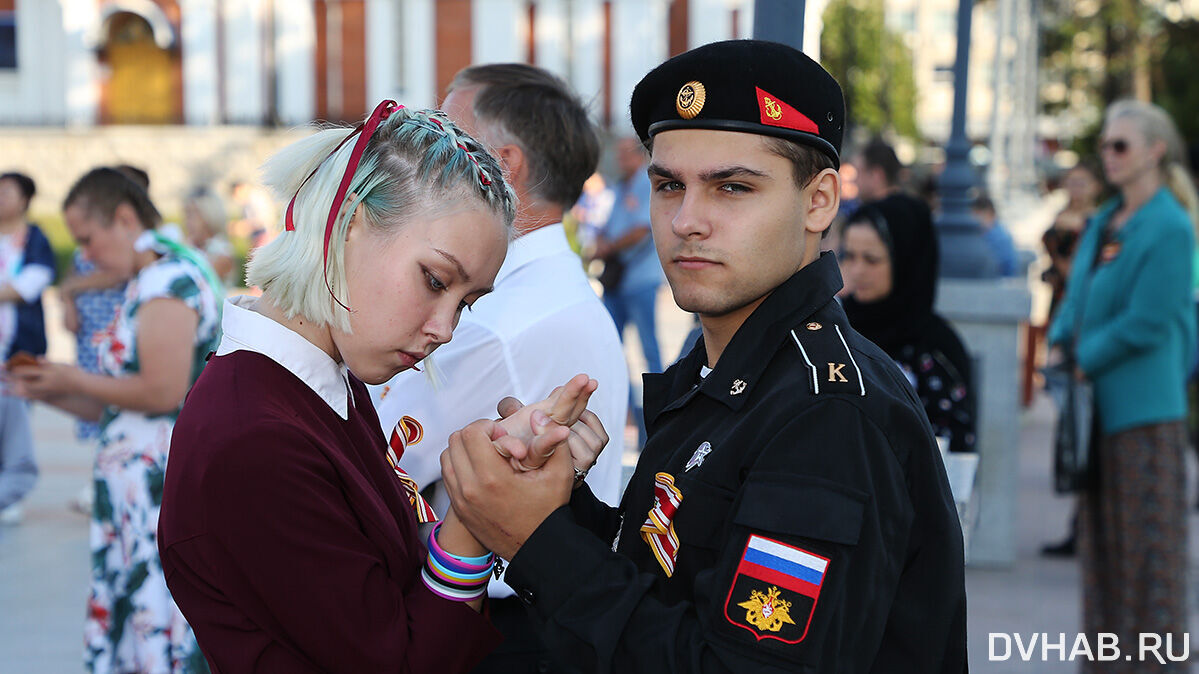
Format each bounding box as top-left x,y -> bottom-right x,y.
0,2 -> 1198,669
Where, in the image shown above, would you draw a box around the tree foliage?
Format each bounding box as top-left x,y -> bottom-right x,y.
819,0 -> 918,139
1039,0 -> 1199,148
1153,18 -> 1199,144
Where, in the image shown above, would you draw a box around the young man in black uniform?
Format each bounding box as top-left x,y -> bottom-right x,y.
442,40 -> 968,673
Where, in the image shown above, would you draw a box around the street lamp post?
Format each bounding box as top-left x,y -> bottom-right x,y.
753,0 -> 806,50
936,0 -> 998,278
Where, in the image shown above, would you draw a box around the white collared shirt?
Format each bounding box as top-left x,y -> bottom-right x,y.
370,224 -> 629,596
217,295 -> 355,419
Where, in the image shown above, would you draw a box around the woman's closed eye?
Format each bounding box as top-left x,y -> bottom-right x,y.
423,267 -> 447,292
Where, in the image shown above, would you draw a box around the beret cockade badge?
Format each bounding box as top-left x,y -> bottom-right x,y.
675,81 -> 706,119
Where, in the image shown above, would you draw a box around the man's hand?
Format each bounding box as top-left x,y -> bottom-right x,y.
441,419 -> 575,560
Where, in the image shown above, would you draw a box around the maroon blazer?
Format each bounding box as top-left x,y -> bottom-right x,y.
159,351 -> 501,673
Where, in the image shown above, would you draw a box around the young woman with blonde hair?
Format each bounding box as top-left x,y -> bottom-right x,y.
157,101 -> 603,673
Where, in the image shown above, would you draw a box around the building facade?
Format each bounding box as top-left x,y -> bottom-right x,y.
0,0 -> 759,130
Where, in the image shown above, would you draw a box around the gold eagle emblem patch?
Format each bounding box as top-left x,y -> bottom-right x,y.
738,586 -> 797,633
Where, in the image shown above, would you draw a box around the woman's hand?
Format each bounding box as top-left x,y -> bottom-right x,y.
1046,346 -> 1064,368
9,360 -> 81,401
497,397 -> 608,487
441,419 -> 576,561
436,505 -> 490,612
438,506 -> 489,558
493,374 -> 597,469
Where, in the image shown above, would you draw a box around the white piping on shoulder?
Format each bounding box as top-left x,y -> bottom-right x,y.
834,324 -> 867,396
790,329 -> 820,395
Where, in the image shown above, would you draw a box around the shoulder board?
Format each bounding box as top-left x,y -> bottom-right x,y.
788,321 -> 866,396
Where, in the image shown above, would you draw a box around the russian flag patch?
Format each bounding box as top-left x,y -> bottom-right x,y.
724,534 -> 828,643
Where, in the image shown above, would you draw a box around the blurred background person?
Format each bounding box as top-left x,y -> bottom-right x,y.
1042,162 -> 1104,322
571,172 -> 614,254
60,166 -> 144,460
593,136 -> 662,450
594,136 -> 663,376
1039,160 -> 1103,558
373,64 -> 627,674
13,167 -> 221,673
853,136 -> 905,205
1048,100 -> 1198,671
0,171 -> 56,525
229,180 -> 278,250
972,194 -> 1020,277
847,139 -> 937,294
183,187 -> 235,287
840,199 -> 976,454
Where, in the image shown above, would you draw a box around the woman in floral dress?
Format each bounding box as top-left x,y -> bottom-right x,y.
13,167 -> 221,673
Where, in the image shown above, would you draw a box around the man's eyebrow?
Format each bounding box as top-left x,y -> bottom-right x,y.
647,163 -> 679,180
434,248 -> 471,284
700,165 -> 770,182
646,163 -> 770,183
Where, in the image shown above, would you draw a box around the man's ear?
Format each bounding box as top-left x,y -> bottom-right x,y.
494,144 -> 527,191
804,168 -> 841,236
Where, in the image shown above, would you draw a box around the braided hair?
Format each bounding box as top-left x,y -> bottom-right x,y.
249,107 -> 517,329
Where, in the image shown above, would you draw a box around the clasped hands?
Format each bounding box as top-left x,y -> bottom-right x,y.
441,373 -> 608,561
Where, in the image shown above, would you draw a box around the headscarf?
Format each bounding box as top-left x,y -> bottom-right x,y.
841,193 -> 939,354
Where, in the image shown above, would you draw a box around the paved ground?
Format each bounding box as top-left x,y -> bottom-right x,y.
3,288 -> 1198,672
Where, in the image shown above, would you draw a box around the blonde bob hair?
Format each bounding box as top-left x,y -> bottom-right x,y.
247,107 -> 516,330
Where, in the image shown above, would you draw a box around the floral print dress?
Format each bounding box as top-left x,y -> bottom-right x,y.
892,345 -> 975,454
85,249 -> 221,674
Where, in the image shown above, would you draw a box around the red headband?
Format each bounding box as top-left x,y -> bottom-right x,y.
284,99 -> 399,310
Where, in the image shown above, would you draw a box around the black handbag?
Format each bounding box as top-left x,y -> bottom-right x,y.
1047,362 -> 1094,493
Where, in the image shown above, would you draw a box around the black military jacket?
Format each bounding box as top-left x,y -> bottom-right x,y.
506,252 -> 968,673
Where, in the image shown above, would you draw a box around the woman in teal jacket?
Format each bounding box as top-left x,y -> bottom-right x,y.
1049,100 -> 1198,667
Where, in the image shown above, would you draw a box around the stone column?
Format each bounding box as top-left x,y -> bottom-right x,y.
937,278 -> 1031,566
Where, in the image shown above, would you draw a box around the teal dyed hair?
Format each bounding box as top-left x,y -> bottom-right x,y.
248,107 -> 516,330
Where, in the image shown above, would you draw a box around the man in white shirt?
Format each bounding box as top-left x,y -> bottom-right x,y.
370,63 -> 628,673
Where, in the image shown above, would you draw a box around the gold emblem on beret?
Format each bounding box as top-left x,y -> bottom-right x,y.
676,81 -> 706,119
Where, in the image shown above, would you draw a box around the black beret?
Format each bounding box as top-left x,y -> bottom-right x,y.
630,40 -> 845,167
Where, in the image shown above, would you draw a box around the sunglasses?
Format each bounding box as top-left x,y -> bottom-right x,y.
1099,138 -> 1129,155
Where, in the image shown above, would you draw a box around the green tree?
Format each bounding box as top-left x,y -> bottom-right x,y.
1152,18 -> 1199,144
820,0 -> 919,139
1038,0 -> 1199,151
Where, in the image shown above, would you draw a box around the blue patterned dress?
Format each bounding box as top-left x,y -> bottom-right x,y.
71,251 -> 125,440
